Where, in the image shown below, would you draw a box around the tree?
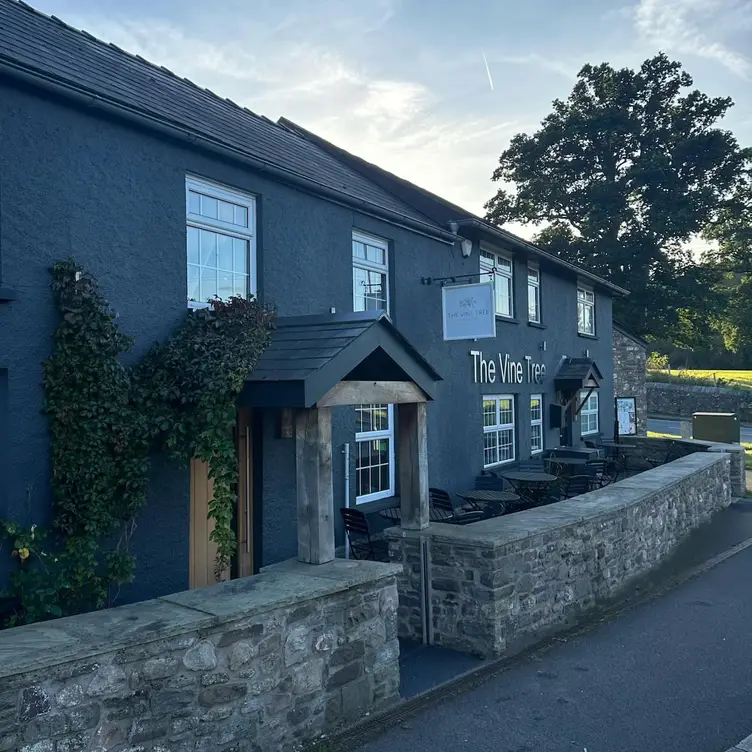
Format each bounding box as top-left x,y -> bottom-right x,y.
484,53 -> 751,339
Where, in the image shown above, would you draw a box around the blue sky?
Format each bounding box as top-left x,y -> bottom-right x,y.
30,0 -> 752,235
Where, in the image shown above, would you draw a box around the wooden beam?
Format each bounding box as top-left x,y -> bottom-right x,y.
398,402 -> 429,530
295,407 -> 335,564
318,380 -> 427,407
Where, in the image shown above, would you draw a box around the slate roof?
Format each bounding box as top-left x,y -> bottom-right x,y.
0,0 -> 447,238
243,311 -> 442,408
554,358 -> 604,390
279,118 -> 630,297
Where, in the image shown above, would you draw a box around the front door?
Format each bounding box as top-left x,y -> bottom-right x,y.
189,409 -> 253,588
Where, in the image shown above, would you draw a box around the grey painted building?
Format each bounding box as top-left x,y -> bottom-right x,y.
0,0 -> 627,604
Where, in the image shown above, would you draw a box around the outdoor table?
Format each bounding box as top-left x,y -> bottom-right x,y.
378,506 -> 402,522
456,488 -> 519,517
500,470 -> 557,506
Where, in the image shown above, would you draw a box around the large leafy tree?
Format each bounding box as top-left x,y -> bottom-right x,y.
485,53 -> 750,338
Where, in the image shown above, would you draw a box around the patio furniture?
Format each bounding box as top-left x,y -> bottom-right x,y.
455,488 -> 519,518
378,505 -> 402,523
647,440 -> 680,468
430,488 -> 487,524
474,473 -> 506,491
500,470 -> 557,507
560,473 -> 594,498
586,459 -> 613,488
340,508 -> 389,561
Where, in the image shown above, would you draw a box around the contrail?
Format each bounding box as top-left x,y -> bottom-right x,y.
483,51 -> 494,91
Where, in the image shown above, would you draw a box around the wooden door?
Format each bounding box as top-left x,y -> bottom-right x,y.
189,409 -> 253,588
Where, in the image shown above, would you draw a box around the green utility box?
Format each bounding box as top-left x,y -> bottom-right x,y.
691,412 -> 740,444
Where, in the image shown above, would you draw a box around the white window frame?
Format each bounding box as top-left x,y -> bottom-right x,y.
577,285 -> 595,335
527,265 -> 541,323
530,394 -> 544,454
352,230 -> 390,314
186,175 -> 256,309
580,390 -> 599,435
482,395 -> 516,468
355,404 -> 395,504
480,244 -> 514,319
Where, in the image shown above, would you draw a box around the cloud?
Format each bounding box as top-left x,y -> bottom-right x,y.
635,0 -> 752,78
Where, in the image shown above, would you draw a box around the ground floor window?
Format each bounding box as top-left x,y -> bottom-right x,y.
483,395 -> 515,467
530,394 -> 543,454
580,390 -> 599,435
355,404 -> 394,503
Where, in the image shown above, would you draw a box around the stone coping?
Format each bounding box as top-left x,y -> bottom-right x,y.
0,558 -> 401,679
385,452 -> 728,549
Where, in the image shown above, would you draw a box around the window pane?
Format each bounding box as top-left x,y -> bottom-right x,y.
187,264 -> 200,301
200,267 -> 217,301
483,400 -> 496,427
200,230 -> 217,266
201,195 -> 218,219
233,238 -> 247,272
528,284 -> 539,321
365,243 -> 385,265
233,274 -> 247,298
528,267 -> 539,283
187,226 -> 199,264
484,432 -> 499,467
499,399 -> 513,426
234,205 -> 248,227
499,429 -> 514,462
353,241 -> 366,260
188,191 -> 201,215
531,424 -> 542,452
584,304 -> 594,333
497,257 -> 512,273
218,271 -> 233,300
496,276 -> 511,317
218,200 -> 234,223
217,234 -> 233,270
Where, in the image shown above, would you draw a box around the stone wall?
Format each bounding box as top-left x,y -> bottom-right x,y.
647,381 -> 752,422
0,559 -> 401,752
613,328 -> 647,434
387,452 -> 731,659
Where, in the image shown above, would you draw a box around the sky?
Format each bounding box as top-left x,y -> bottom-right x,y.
29,0 -> 752,240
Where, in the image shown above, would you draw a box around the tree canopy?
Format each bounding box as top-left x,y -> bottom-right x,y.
484,53 -> 751,341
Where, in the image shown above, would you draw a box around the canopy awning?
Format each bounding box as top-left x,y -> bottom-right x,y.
239,310 -> 442,408
554,357 -> 603,393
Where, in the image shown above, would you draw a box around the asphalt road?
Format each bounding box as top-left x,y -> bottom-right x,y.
356,543 -> 752,752
648,416 -> 752,444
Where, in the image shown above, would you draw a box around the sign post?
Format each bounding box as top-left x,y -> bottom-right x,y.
441,282 -> 496,342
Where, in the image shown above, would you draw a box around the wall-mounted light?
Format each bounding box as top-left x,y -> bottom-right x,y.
460,238 -> 473,258
540,341 -> 547,351
583,348 -> 590,358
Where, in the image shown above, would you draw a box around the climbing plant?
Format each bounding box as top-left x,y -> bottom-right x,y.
0,259 -> 274,626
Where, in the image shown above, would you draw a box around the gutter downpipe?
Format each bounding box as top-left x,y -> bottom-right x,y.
0,58 -> 458,247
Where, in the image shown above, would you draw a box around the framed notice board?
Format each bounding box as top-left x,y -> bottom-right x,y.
615,397 -> 637,438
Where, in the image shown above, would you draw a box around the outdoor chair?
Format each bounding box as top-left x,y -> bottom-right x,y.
606,453 -> 628,481
429,488 -> 485,525
518,459 -> 545,471
561,474 -> 593,499
586,459 -> 613,488
340,508 -> 389,562
647,440 -> 680,468
474,473 -> 506,491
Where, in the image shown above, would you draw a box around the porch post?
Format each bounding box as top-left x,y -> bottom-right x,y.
295,407 -> 335,564
398,402 -> 429,530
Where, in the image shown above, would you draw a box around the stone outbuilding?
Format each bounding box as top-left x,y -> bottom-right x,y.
613,321 -> 648,435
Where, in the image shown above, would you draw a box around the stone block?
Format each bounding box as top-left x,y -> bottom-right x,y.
55,686 -> 84,709
20,741 -> 54,752
87,666 -> 127,697
198,683 -> 247,707
55,733 -> 89,752
128,718 -> 167,744
291,659 -> 324,695
88,721 -> 126,751
102,691 -> 149,720
217,623 -> 264,648
141,657 -> 180,680
23,711 -> 69,741
19,686 -> 51,722
183,640 -> 217,671
283,626 -> 309,667
229,641 -> 254,671
341,676 -> 372,720
201,670 -> 230,687
150,689 -> 193,717
329,640 -> 364,667
326,661 -> 361,689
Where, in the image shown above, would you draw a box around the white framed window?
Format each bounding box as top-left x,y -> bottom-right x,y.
186,176 -> 256,308
482,395 -> 516,468
530,394 -> 543,454
355,404 -> 395,503
580,390 -> 599,435
480,249 -> 513,318
528,265 -> 541,323
353,231 -> 389,313
577,286 -> 595,335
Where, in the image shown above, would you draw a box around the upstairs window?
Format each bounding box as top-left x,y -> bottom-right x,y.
353,231 -> 389,313
527,265 -> 540,323
186,176 -> 256,308
577,286 -> 595,335
480,249 -> 513,318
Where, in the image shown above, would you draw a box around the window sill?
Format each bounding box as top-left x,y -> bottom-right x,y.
484,460 -> 515,470
495,316 -> 520,325
577,332 -> 598,340
355,496 -> 399,514
527,321 -> 546,330
0,287 -> 18,302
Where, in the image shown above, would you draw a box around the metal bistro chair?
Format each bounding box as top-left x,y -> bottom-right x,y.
647,440 -> 681,468
561,474 -> 593,499
429,488 -> 485,525
340,508 -> 389,562
586,459 -> 613,489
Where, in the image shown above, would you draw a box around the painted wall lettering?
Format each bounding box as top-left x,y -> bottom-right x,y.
470,350 -> 546,385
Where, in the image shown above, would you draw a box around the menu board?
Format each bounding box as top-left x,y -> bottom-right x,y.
616,397 -> 637,436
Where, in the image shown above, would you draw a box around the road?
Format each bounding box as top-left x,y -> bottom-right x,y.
648,416 -> 752,444
356,542 -> 752,752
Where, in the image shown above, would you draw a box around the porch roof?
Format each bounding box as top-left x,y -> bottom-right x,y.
240,310 -> 442,408
554,357 -> 603,392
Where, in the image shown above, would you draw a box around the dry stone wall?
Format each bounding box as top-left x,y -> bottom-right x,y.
0,560 -> 401,752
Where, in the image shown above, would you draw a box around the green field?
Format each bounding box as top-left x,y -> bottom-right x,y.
647,369 -> 752,389
648,431 -> 752,471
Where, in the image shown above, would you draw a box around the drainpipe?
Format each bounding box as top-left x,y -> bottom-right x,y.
343,443 -> 351,559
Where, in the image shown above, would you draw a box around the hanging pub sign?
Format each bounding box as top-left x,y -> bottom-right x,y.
616,397 -> 637,436
442,281 -> 496,341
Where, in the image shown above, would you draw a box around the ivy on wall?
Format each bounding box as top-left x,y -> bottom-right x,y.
0,259 -> 274,626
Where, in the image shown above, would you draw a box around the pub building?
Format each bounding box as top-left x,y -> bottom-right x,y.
0,4 -> 628,602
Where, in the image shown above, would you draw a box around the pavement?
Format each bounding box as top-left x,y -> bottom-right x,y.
648,416 -> 752,444
350,497 -> 752,752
